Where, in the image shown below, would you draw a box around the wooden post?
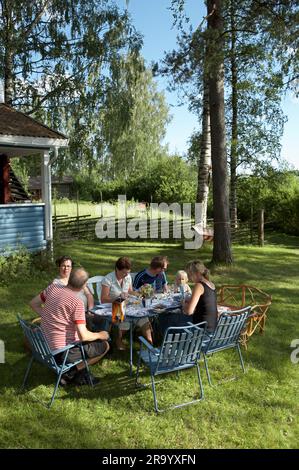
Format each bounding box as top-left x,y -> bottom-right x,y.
258,209 -> 264,247
250,204 -> 253,244
0,154 -> 11,203
76,190 -> 80,238
41,150 -> 53,258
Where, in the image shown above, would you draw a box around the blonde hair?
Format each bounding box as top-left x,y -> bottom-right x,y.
175,270 -> 189,284
185,260 -> 210,280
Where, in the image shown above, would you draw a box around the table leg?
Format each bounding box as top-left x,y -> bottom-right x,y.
129,320 -> 133,376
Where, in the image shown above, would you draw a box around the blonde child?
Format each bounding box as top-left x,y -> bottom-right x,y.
174,270 -> 192,295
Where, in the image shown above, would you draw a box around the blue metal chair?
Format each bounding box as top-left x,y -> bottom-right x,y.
202,307 -> 251,385
18,315 -> 93,408
135,321 -> 207,413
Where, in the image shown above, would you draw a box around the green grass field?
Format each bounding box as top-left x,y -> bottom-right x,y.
0,234 -> 298,449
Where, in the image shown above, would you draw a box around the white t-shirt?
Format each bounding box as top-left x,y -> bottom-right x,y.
101,271 -> 132,301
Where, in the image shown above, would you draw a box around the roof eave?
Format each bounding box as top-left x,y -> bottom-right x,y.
0,134 -> 69,149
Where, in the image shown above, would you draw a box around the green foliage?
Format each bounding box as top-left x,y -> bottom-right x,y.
237,169 -> 299,235
101,57 -> 171,178
74,155 -> 197,204
0,248 -> 55,286
0,0 -> 143,173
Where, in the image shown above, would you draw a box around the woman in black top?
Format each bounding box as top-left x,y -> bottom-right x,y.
182,260 -> 218,333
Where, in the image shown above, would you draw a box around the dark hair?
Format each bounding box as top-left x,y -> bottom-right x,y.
150,256 -> 166,269
68,268 -> 89,289
56,255 -> 74,268
115,257 -> 131,271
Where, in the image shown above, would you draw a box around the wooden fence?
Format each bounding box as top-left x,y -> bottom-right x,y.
53,213 -> 260,244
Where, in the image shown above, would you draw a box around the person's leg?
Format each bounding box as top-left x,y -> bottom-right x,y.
116,322 -> 130,350
73,340 -> 110,385
137,318 -> 153,344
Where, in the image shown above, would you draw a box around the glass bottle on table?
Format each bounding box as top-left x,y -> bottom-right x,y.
112,296 -> 126,324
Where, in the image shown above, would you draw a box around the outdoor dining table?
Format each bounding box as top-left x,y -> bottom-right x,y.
89,294 -> 182,375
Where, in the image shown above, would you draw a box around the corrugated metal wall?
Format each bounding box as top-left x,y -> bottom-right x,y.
0,204 -> 46,255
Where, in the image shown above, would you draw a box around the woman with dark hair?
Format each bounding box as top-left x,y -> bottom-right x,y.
183,260 -> 218,333
101,257 -> 152,350
53,255 -> 94,311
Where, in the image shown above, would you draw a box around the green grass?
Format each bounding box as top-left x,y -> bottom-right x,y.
0,234 -> 299,449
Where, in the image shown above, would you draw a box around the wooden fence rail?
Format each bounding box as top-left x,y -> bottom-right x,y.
53,213 -> 259,244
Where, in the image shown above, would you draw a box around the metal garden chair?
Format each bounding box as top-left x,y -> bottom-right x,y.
202,306 -> 251,385
18,315 -> 93,408
135,321 -> 207,413
86,275 -> 104,302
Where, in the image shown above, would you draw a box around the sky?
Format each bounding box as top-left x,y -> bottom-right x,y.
118,0 -> 299,170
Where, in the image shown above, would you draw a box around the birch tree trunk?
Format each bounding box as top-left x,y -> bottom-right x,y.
196,74 -> 211,230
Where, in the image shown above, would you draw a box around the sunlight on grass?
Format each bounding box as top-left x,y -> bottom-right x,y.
0,235 -> 298,449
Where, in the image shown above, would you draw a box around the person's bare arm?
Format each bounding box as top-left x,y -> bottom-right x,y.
182,283 -> 204,315
100,284 -> 112,303
29,294 -> 44,316
76,323 -> 109,342
83,286 -> 94,309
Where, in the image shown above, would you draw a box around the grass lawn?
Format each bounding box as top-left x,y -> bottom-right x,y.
0,233 -> 298,449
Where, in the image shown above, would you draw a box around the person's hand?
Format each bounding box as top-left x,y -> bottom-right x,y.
120,292 -> 128,300
99,331 -> 110,341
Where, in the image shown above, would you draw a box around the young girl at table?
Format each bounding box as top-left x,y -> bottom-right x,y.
174,270 -> 192,296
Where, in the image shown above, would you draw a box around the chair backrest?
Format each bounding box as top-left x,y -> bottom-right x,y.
205,307 -> 251,353
155,322 -> 207,374
86,275 -> 104,301
18,315 -> 58,372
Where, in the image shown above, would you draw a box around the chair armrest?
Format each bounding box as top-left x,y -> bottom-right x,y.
138,336 -> 159,355
52,342 -> 81,356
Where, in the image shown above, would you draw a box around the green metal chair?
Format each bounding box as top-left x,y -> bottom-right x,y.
135,321 -> 207,413
18,314 -> 93,408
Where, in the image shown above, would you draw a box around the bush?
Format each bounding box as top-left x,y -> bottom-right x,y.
237,170 -> 299,235
72,155 -> 197,205
0,247 -> 55,285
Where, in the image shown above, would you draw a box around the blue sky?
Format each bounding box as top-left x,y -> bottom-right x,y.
119,0 -> 298,170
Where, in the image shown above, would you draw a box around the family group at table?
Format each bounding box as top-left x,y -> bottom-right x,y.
29,254 -> 218,386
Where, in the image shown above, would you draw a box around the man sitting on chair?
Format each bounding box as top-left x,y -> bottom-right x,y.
29,268 -> 109,385
133,256 -> 169,293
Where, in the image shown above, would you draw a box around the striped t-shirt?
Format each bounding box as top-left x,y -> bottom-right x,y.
40,283 -> 86,351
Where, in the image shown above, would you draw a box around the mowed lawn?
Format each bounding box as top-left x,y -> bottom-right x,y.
0,234 -> 298,449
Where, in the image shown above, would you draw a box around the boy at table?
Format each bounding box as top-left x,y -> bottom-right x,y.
133,256 -> 169,293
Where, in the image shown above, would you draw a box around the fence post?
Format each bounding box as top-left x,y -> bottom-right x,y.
258,208 -> 264,246
250,204 -> 253,244
76,190 -> 80,238
53,189 -> 57,231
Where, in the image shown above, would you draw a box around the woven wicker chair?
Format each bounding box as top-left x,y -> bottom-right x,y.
217,285 -> 272,348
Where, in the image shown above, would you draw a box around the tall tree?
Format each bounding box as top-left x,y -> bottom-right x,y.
101,55 -> 170,180
207,0 -> 232,264
0,0 -> 142,172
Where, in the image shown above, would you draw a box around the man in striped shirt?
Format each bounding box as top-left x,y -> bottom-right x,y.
30,268 -> 109,385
